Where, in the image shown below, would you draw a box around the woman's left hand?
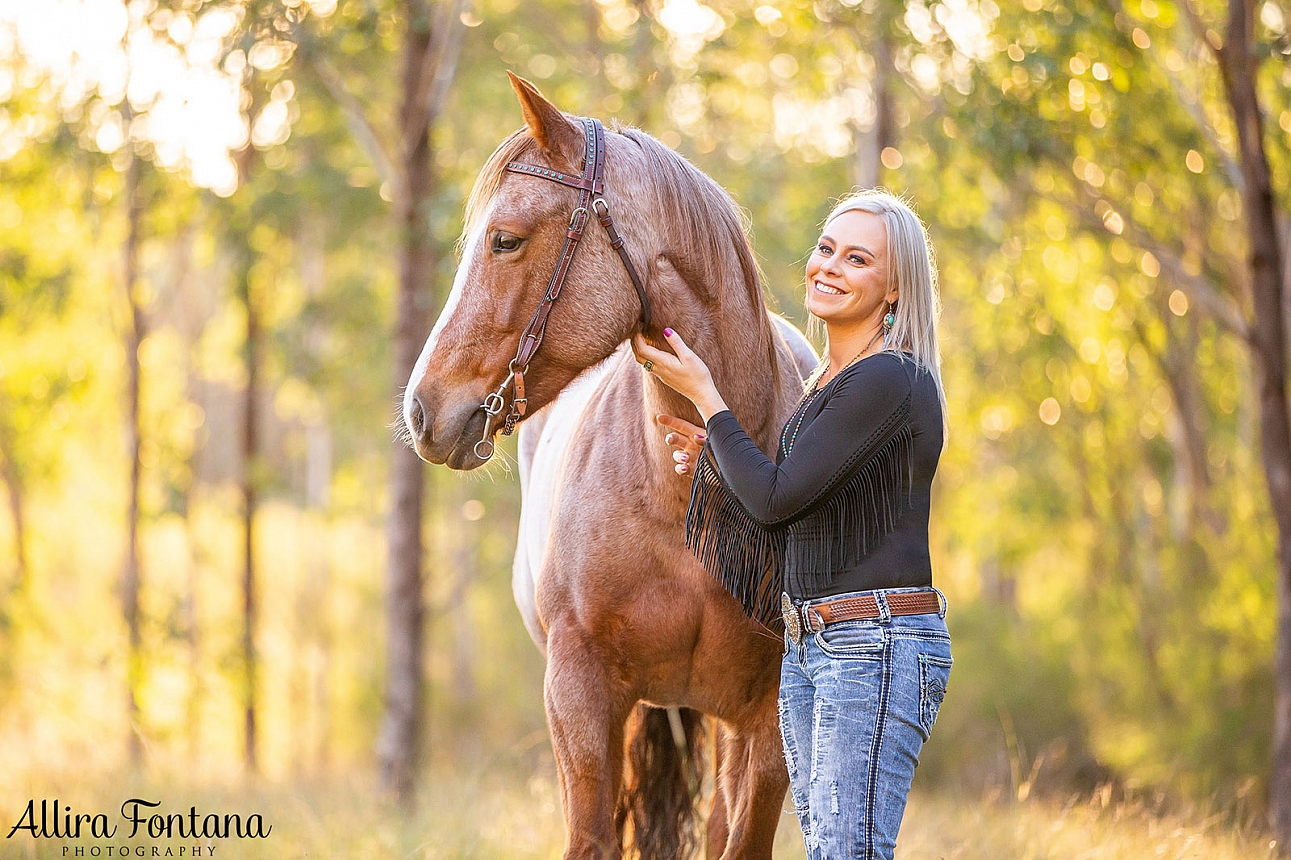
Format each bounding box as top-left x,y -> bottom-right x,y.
630,328 -> 728,422
656,413 -> 707,477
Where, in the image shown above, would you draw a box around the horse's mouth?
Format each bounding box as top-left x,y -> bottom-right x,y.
412,406 -> 492,471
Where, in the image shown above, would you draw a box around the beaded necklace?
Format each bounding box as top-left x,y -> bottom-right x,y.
780,387 -> 822,454
779,348 -> 875,455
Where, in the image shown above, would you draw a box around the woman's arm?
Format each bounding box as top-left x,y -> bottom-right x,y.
703,356 -> 911,526
631,329 -> 913,527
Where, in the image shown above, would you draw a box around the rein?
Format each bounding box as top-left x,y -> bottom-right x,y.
473,117 -> 653,460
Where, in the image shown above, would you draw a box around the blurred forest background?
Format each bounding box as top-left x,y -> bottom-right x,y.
1,0 -> 1290,856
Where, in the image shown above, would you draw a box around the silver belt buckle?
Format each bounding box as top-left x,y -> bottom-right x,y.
781,592 -> 802,646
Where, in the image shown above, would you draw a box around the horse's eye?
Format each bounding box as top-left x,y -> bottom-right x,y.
491,232 -> 523,253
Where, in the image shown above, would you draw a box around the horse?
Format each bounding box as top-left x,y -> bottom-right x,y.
403,72 -> 818,860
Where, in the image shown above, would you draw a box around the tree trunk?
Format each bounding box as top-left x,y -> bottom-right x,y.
1211,0 -> 1291,844
304,419 -> 333,773
1138,307 -> 1220,537
300,211 -> 333,774
120,136 -> 145,769
0,437 -> 27,596
231,137 -> 261,775
852,2 -> 895,189
376,4 -> 437,806
175,226 -> 204,765
184,490 -> 203,765
296,0 -> 462,805
225,221 -> 261,775
240,242 -> 259,776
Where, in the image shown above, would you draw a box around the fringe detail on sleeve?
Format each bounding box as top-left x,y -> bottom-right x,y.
783,421 -> 914,583
685,445 -> 785,627
685,391 -> 916,624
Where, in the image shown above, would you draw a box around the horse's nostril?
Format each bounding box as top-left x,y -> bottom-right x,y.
409,396 -> 427,438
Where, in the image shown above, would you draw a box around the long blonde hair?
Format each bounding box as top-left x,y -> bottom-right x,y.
804,189 -> 946,419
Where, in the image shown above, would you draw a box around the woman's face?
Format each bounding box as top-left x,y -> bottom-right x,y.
805,210 -> 898,331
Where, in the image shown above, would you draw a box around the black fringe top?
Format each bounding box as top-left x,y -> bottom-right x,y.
685,353 -> 943,626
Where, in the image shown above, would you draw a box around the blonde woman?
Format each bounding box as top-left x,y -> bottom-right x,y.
632,190 -> 951,860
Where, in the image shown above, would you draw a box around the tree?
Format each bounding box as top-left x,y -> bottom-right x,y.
119,98 -> 146,768
943,0 -> 1289,806
293,0 -> 466,803
1206,0 -> 1291,843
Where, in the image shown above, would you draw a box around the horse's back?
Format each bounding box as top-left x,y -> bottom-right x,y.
513,348 -> 622,654
769,312 -> 818,380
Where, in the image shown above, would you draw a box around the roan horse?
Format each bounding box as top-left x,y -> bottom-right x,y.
404,73 -> 817,860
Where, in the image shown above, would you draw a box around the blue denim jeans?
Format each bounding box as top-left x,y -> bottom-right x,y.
778,587 -> 952,860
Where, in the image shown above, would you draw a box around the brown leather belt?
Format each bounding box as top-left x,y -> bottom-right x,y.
781,590 -> 942,646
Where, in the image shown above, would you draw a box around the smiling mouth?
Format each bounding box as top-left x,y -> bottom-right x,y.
813,279 -> 846,296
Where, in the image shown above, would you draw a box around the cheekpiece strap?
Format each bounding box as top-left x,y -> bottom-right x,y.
482,116 -> 652,449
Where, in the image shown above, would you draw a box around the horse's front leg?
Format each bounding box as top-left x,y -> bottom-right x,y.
711,694 -> 788,860
707,737 -> 730,859
545,623 -> 635,860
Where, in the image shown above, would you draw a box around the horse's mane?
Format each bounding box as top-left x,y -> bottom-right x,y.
460,121 -> 774,349
615,126 -> 770,332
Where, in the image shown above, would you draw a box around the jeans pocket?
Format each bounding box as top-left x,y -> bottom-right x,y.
815,620 -> 885,660
917,652 -> 953,740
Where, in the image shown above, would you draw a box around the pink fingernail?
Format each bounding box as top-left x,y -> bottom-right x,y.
696,434 -> 706,441
664,328 -> 674,337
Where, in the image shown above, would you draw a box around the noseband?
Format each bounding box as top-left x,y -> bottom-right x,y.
473,117 -> 653,460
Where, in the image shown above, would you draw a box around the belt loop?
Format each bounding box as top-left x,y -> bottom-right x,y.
933,587 -> 948,619
807,606 -> 825,633
874,591 -> 891,625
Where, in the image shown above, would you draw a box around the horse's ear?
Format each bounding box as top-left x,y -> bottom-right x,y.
508,71 -> 583,165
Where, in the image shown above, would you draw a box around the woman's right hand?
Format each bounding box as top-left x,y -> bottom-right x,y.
656,413 -> 706,477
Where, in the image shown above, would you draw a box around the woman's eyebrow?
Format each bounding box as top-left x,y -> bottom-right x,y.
819,234 -> 875,257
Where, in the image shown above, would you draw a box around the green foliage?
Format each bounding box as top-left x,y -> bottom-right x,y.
0,0 -> 1287,821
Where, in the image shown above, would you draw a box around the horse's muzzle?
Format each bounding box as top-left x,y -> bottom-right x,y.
406,392 -> 492,470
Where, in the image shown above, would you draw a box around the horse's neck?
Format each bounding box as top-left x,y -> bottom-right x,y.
641,262 -> 784,458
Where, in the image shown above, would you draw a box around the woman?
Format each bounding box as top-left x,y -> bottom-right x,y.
631,190 -> 950,860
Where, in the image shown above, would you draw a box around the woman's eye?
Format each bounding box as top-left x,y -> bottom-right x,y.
492,233 -> 522,253
849,255 -> 865,265
817,244 -> 832,255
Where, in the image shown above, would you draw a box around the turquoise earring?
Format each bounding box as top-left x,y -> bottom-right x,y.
883,301 -> 896,333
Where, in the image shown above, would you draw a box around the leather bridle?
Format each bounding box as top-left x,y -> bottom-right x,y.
473,117 -> 653,460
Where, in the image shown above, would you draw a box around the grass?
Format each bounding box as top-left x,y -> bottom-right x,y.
1,761 -> 1276,859
895,789 -> 1276,860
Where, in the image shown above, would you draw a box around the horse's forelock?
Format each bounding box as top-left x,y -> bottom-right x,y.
459,130 -> 538,253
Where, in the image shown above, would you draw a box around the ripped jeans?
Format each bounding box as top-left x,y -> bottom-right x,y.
778,587 -> 952,860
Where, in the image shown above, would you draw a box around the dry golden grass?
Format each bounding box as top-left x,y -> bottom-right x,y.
2,762 -> 1275,859
894,790 -> 1275,860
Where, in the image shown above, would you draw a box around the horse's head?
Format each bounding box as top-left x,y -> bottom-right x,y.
403,73 -> 650,469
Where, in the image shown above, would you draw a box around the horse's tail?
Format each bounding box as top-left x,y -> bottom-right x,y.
616,704 -> 706,860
